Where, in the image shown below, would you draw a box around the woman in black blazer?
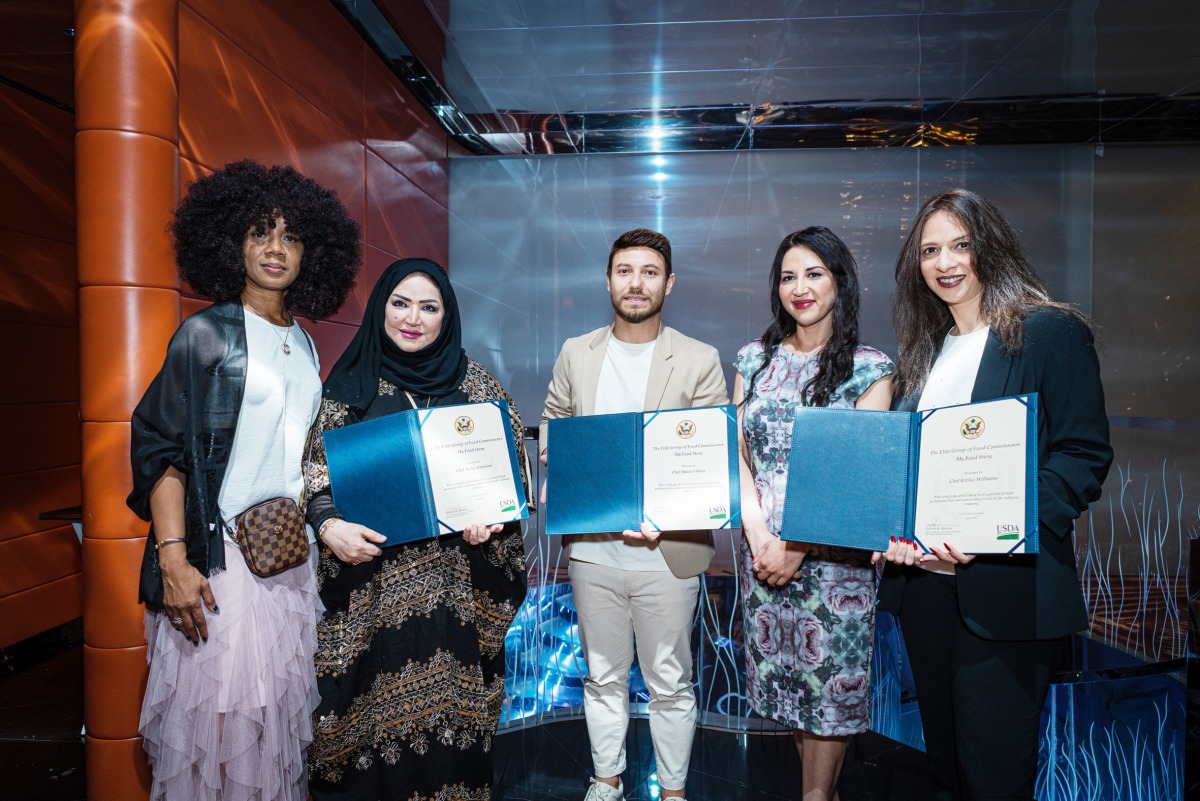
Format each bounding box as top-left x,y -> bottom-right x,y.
875,189 -> 1112,801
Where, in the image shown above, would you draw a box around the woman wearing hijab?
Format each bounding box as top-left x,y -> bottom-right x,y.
302,258 -> 529,801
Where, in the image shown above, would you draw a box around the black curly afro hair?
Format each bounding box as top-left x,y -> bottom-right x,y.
171,159 -> 362,319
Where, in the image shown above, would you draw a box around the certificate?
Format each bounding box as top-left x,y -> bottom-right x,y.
642,407 -> 737,530
323,400 -> 528,545
544,404 -> 740,535
912,397 -> 1033,552
779,394 -> 1038,554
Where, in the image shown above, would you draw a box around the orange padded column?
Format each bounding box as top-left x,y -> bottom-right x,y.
75,2 -> 179,800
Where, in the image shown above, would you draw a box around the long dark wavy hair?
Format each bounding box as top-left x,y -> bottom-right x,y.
170,159 -> 361,319
743,226 -> 861,408
891,188 -> 1087,398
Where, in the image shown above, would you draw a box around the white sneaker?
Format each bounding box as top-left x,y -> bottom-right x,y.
582,777 -> 625,801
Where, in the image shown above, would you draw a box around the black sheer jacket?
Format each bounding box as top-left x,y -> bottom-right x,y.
127,302 -> 247,610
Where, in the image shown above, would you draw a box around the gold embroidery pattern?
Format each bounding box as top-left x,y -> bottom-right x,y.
302,397 -> 350,506
312,650 -> 493,776
473,592 -> 516,661
405,783 -> 491,801
484,673 -> 505,737
315,543 -> 475,677
487,527 -> 527,580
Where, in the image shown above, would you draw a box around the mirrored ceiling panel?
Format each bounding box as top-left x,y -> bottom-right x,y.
359,0 -> 1200,153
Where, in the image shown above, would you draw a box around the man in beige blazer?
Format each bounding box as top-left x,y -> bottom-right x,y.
540,228 -> 728,801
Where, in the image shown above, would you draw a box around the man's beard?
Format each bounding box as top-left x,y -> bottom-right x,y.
612,292 -> 663,323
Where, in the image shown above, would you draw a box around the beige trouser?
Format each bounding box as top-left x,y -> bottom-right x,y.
568,559 -> 701,791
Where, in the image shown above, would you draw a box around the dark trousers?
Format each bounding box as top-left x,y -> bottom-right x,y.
897,570 -> 1068,801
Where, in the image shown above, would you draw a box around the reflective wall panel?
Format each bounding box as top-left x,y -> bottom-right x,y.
1084,143 -> 1200,668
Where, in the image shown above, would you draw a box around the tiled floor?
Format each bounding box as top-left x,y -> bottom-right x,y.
1,622 -> 934,801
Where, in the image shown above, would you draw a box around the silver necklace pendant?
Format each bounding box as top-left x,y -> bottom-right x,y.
281,343 -> 291,355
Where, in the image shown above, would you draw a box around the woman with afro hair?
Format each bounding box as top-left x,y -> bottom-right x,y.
127,159 -> 361,801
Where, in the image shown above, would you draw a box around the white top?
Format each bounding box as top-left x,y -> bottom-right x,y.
570,336 -> 671,572
917,326 -> 990,412
914,326 -> 989,576
217,313 -> 323,543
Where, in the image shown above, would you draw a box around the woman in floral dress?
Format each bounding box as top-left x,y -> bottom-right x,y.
734,227 -> 893,801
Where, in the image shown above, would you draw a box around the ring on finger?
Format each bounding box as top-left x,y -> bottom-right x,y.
170,617 -> 183,625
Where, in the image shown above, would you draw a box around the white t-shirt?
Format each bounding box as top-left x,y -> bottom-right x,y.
217,314 -> 323,543
917,326 -> 990,412
916,326 -> 990,575
569,336 -> 671,571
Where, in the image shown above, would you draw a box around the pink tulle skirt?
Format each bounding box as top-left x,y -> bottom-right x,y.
140,541 -> 321,801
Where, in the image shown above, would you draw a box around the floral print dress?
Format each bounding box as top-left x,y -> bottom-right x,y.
735,341 -> 894,736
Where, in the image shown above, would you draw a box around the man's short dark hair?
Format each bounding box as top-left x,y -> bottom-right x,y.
607,228 -> 672,276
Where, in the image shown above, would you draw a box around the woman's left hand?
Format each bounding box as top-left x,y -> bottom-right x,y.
463,523 -> 504,546
927,541 -> 976,566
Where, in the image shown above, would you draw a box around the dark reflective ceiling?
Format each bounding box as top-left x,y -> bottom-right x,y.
357,0 -> 1200,154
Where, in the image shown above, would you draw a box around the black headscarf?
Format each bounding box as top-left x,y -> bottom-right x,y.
323,258 -> 468,407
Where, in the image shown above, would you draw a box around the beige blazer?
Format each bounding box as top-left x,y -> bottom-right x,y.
540,324 -> 729,578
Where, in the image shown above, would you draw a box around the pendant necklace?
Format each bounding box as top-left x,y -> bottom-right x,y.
244,304 -> 294,354
403,390 -> 432,410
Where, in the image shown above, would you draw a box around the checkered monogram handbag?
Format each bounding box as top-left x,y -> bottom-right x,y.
233,497 -> 309,577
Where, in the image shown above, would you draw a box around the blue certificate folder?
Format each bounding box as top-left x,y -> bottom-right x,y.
322,400 -> 528,545
544,404 -> 741,536
779,394 -> 1039,554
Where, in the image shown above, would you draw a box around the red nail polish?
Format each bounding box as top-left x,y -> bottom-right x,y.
890,536 -> 896,543
944,543 -> 951,552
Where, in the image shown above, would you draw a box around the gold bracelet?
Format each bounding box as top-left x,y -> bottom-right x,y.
317,518 -> 340,542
